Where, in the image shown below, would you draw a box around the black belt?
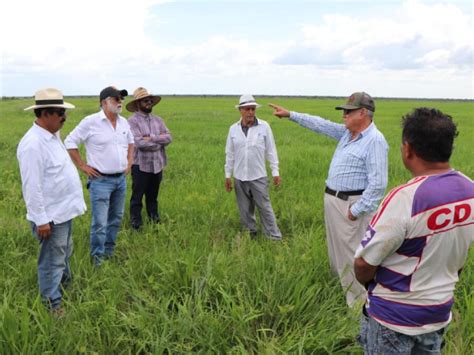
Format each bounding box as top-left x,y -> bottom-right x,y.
325,186 -> 364,201
98,171 -> 124,177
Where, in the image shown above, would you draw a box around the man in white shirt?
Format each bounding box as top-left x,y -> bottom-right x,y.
354,107 -> 474,354
17,88 -> 86,314
225,95 -> 282,240
65,86 -> 134,265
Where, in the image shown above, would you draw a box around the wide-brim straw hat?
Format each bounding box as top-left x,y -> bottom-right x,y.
126,87 -> 161,112
235,94 -> 261,108
24,88 -> 75,111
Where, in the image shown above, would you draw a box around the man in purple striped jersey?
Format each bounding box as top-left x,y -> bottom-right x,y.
354,107 -> 474,354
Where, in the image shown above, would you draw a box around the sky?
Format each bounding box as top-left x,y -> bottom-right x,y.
1,0 -> 473,99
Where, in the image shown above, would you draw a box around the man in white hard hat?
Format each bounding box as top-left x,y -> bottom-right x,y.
18,88 -> 86,315
225,95 -> 282,241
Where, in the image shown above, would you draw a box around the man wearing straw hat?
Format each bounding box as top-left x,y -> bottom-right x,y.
126,87 -> 172,230
225,94 -> 282,241
65,86 -> 134,266
17,88 -> 86,314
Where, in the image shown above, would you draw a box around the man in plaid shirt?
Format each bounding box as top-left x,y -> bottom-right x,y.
126,87 -> 172,230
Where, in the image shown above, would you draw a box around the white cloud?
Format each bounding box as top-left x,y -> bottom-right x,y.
1,0 -> 169,94
1,0 -> 473,98
275,0 -> 473,71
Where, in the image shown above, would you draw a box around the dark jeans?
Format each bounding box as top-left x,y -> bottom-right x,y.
358,311 -> 446,354
130,165 -> 163,226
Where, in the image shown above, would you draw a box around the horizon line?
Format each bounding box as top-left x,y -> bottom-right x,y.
2,94 -> 473,102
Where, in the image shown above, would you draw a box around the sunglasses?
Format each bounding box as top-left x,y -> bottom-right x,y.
141,98 -> 155,104
108,96 -> 123,102
48,108 -> 66,117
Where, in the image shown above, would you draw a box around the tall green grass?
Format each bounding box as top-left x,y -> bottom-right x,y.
0,96 -> 473,353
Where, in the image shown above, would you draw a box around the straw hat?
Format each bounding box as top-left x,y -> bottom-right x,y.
24,88 -> 75,111
126,87 -> 161,112
235,94 -> 261,109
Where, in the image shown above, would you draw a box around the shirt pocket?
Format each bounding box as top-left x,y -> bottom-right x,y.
118,129 -> 130,148
251,132 -> 266,150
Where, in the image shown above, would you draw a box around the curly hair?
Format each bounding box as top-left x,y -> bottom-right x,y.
402,107 -> 459,162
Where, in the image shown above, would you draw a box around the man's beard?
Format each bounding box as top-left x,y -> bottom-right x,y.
107,101 -> 122,114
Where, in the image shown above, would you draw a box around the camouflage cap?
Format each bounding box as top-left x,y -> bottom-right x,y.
335,92 -> 375,112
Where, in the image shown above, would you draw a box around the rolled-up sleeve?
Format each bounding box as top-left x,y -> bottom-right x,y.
64,119 -> 89,149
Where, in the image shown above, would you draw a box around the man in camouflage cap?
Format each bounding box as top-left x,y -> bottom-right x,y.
269,92 -> 388,307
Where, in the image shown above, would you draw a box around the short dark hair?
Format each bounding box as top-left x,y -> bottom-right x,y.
402,107 -> 458,162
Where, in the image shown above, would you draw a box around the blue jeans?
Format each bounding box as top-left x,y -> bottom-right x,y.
358,312 -> 445,354
88,175 -> 126,263
31,220 -> 73,310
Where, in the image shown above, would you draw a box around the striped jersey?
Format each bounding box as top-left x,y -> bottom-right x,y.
355,170 -> 474,336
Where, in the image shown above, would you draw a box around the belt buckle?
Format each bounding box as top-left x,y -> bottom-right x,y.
336,190 -> 348,201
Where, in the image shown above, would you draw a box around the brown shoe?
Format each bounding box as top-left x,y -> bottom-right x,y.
51,307 -> 65,319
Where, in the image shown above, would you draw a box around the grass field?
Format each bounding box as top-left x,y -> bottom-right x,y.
0,96 -> 473,354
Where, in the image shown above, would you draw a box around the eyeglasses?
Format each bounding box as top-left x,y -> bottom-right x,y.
343,108 -> 362,115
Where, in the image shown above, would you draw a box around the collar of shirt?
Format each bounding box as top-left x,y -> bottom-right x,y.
239,117 -> 259,127
32,122 -> 59,141
360,122 -> 375,137
99,109 -> 126,122
345,121 -> 376,143
134,111 -> 152,119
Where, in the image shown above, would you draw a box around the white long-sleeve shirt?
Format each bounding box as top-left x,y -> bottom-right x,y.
17,124 -> 86,226
64,110 -> 134,174
225,118 -> 279,181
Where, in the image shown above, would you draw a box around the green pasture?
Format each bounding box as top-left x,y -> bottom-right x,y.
0,96 -> 473,354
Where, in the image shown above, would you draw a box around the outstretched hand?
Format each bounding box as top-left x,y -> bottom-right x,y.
268,103 -> 290,118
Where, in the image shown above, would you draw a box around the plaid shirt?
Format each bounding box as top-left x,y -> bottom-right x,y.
128,111 -> 172,174
289,111 -> 388,217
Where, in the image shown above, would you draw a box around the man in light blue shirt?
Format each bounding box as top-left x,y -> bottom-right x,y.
270,92 -> 388,306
